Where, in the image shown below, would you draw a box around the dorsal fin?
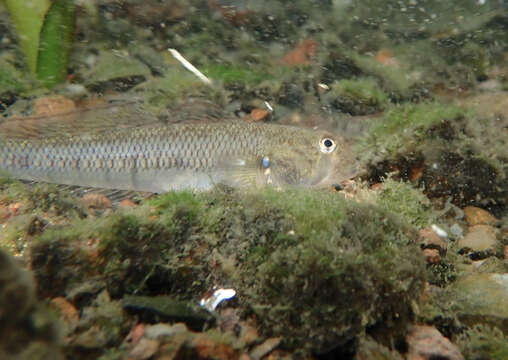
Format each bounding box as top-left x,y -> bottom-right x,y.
0,100 -> 160,140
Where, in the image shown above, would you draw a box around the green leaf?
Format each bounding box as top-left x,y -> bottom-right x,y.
37,0 -> 76,87
4,0 -> 51,74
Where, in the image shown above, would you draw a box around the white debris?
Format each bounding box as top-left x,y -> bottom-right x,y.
431,224 -> 448,238
264,101 -> 273,112
168,48 -> 212,85
200,288 -> 236,312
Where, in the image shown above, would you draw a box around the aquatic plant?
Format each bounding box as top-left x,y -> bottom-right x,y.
3,0 -> 76,87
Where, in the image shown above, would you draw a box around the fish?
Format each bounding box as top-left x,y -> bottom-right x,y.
0,102 -> 358,192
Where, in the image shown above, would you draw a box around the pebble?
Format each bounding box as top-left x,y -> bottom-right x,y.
50,297 -> 79,330
463,206 -> 497,226
239,323 -> 259,346
128,338 -> 160,360
125,323 -> 145,345
218,308 -> 240,332
81,193 -> 113,209
504,245 -> 508,260
119,199 -> 137,208
406,325 -> 464,360
458,225 -> 498,257
250,337 -> 281,360
189,333 -> 237,360
423,248 -> 441,264
244,108 -> 270,122
33,95 -> 76,117
449,223 -> 463,237
469,224 -> 499,239
419,227 -> 447,253
8,202 -> 24,216
145,323 -> 188,340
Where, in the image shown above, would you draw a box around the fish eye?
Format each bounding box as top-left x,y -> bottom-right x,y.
319,137 -> 337,154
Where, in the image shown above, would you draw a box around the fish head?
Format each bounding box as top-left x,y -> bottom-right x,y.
263,128 -> 359,188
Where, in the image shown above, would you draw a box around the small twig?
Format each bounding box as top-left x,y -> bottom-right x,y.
168,48 -> 212,86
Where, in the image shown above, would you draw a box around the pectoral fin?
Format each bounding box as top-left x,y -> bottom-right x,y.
216,156 -> 265,188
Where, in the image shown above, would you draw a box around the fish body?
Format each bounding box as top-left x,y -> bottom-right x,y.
0,107 -> 358,192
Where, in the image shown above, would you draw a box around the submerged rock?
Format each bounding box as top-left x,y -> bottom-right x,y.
406,325 -> 463,360
0,250 -> 63,360
458,226 -> 499,259
452,273 -> 508,332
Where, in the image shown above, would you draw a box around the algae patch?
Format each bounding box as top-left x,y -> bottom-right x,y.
24,187 -> 427,354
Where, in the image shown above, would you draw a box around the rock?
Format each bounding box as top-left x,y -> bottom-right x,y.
464,206 -> 497,226
218,308 -> 240,332
419,227 -> 447,253
451,273 -> 508,332
145,323 -> 188,340
0,250 -> 36,324
125,323 -> 145,345
122,295 -> 214,331
33,95 -> 76,117
469,224 -> 499,239
406,325 -> 464,360
50,297 -> 80,333
449,224 -> 463,238
83,50 -> 151,91
8,201 -> 24,216
65,279 -> 106,305
355,336 -> 404,360
244,108 -> 270,122
505,245 -> 508,260
250,337 -> 281,360
280,39 -> 319,66
81,193 -> 113,210
423,248 -> 441,264
120,199 -> 137,208
128,338 -> 160,360
471,257 -> 508,274
72,325 -> 109,349
239,323 -> 259,347
0,250 -> 63,359
458,225 -> 498,258
188,333 -> 238,360
74,290 -> 129,349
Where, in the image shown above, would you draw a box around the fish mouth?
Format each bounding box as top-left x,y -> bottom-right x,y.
307,160 -> 361,188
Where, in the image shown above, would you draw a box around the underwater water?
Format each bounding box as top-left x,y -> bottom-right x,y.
0,1 -> 507,359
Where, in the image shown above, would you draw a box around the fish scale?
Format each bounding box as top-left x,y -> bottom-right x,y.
0,115 -> 357,192
0,121 -> 273,191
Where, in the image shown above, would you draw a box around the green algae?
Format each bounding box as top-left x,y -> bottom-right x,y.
376,177 -> 435,228
136,67 -> 226,116
0,56 -> 31,95
357,102 -> 467,163
357,101 -> 506,211
202,64 -> 269,87
457,325 -> 508,360
350,53 -> 416,96
324,77 -> 388,115
25,186 -> 427,355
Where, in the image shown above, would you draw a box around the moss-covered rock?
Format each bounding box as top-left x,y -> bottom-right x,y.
25,186 -> 427,355
457,324 -> 508,360
323,78 -> 388,115
357,102 -> 507,212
